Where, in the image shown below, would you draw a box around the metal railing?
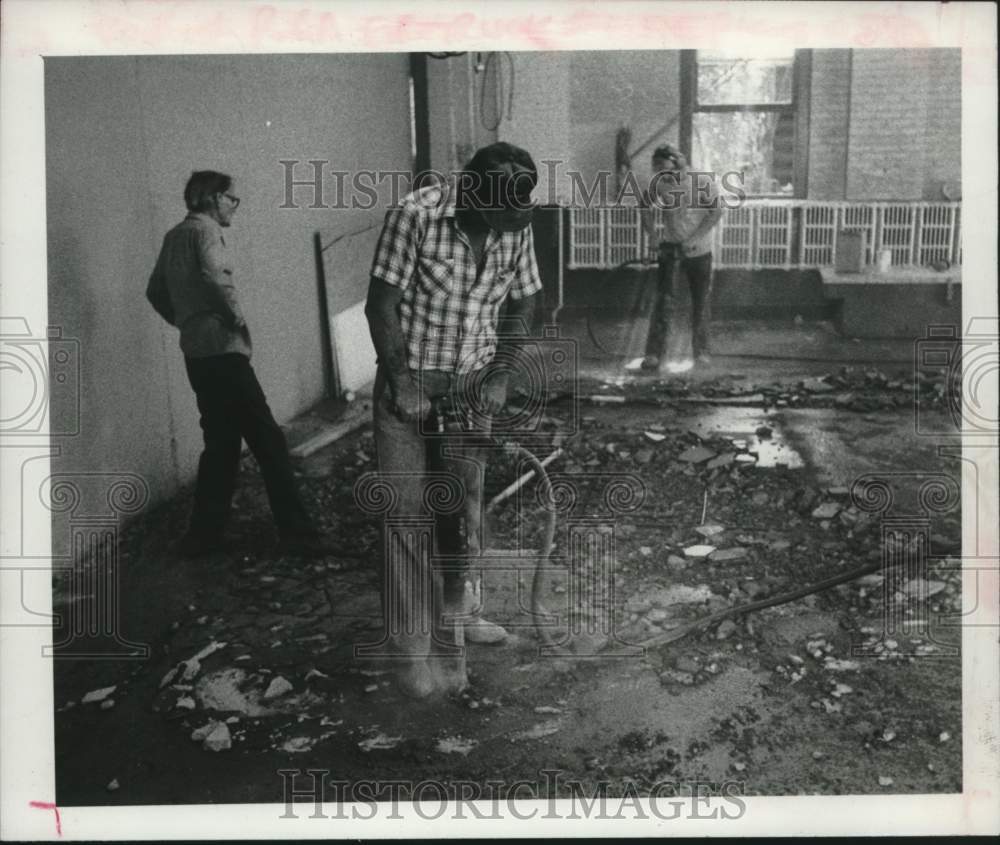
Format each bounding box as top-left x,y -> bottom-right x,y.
567,201 -> 962,270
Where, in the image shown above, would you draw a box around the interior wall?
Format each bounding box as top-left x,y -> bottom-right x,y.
846,49 -> 962,200
807,49 -> 852,200
425,51 -> 681,203
567,51 -> 682,201
45,54 -> 412,507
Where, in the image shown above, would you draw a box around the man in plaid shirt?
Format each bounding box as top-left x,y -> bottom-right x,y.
365,142 -> 542,698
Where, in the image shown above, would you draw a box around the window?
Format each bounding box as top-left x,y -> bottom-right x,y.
681,49 -> 810,197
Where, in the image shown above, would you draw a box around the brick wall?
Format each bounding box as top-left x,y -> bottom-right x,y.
807,49 -> 851,199
807,49 -> 960,201
920,49 -> 962,200
847,49 -> 929,199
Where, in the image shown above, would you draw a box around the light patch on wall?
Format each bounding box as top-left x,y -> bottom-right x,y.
331,301 -> 376,393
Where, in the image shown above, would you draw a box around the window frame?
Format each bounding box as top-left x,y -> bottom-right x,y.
680,49 -> 811,199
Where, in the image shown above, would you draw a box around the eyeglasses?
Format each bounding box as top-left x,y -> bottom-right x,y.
223,193 -> 240,208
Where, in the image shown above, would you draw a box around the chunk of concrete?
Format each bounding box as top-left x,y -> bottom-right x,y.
82,685 -> 116,704
203,722 -> 232,752
263,676 -> 294,700
711,547 -> 748,562
678,446 -> 717,464
811,502 -> 841,519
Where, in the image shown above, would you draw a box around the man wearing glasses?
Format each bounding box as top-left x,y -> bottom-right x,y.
365,143 -> 541,698
147,170 -> 328,558
640,144 -> 724,370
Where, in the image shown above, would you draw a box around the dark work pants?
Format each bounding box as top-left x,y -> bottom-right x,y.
184,353 -> 313,540
645,242 -> 714,360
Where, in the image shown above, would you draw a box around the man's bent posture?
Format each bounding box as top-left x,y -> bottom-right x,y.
365,143 -> 541,697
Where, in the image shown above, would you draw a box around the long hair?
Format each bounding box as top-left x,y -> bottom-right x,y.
184,170 -> 232,212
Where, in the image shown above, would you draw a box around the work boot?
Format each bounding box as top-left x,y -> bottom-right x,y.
396,658 -> 435,699
455,578 -> 508,644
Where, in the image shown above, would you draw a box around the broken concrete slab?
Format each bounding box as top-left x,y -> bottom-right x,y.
716,619 -> 738,640
678,445 -> 717,464
203,722 -> 232,752
802,378 -> 836,393
811,502 -> 842,519
694,523 -> 725,538
706,452 -> 735,470
195,668 -> 274,716
903,579 -> 948,598
436,736 -> 478,755
191,721 -> 222,742
513,720 -> 562,741
358,732 -> 403,752
263,676 -> 294,700
82,685 -> 116,704
683,544 -> 716,559
710,547 -> 749,562
159,667 -> 180,689
674,655 -> 700,674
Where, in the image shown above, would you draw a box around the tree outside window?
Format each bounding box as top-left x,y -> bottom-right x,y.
685,49 -> 804,197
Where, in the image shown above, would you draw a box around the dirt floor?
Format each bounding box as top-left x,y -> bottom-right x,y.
52,319 -> 964,805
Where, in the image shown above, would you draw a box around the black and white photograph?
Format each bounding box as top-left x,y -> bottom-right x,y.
1,0 -> 997,838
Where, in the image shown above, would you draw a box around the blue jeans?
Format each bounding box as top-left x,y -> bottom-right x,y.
369,367 -> 491,660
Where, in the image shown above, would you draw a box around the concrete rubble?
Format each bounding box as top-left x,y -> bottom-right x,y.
53,358 -> 964,800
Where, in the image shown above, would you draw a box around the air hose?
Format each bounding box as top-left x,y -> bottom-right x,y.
493,438 -> 569,657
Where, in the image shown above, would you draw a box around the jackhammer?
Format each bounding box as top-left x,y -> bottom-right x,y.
430,394 -> 567,656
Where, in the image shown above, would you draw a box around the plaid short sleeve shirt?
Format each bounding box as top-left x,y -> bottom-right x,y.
370,183 -> 543,374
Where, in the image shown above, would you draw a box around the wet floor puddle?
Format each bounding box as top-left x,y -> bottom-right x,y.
685,406 -> 805,469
